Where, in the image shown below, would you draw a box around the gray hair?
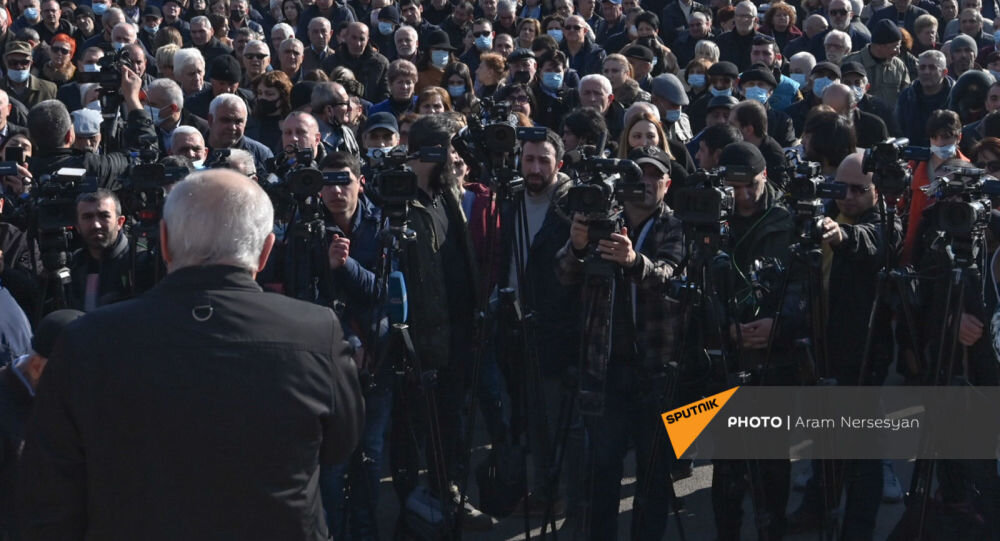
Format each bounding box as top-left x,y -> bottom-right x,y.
225,149 -> 257,177
162,169 -> 274,272
209,93 -> 247,117
170,125 -> 203,148
174,47 -> 205,76
919,49 -> 947,69
497,0 -> 516,14
960,7 -> 983,23
579,73 -> 612,95
311,81 -> 345,110
190,15 -> 210,27
245,39 -> 268,52
689,11 -> 710,24
102,6 -> 124,27
825,29 -> 852,50
694,39 -> 720,63
148,78 -> 184,108
309,17 -> 331,30
271,22 -> 294,38
789,51 -> 817,73
279,37 -> 303,52
735,0 -> 757,16
27,100 -> 72,150
624,101 -> 660,126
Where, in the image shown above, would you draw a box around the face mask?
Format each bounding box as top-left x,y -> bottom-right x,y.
790,72 -> 807,86
745,86 -> 769,104
547,29 -> 563,43
85,99 -> 101,111
541,71 -> 563,90
230,9 -> 244,20
475,35 -> 493,50
628,24 -> 637,35
708,86 -> 732,97
930,143 -> 956,159
665,108 -> 681,123
23,7 -> 38,19
112,41 -> 126,51
7,69 -> 28,83
850,84 -> 865,102
256,97 -> 279,116
144,24 -> 159,34
991,69 -> 1000,81
812,76 -> 833,96
378,21 -> 394,35
92,2 -> 108,15
83,63 -> 101,72
994,29 -> 1000,42
687,73 -> 705,87
430,49 -> 449,68
447,84 -> 465,97
192,158 -> 205,169
651,56 -> 658,67
147,105 -> 171,126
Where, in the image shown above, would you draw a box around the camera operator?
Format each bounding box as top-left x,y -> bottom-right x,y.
801,107 -> 858,177
694,123 -> 742,171
26,63 -> 152,190
307,151 -> 390,541
712,141 -> 794,541
68,188 -> 151,311
560,107 -> 608,153
787,151 -> 902,537
359,112 -> 399,179
558,145 -> 685,539
389,114 -> 483,521
728,100 -> 789,189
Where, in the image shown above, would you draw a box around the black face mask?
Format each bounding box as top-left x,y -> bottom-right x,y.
256,97 -> 280,116
512,70 -> 531,84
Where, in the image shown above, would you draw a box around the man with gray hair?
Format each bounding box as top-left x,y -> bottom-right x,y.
311,81 -> 360,157
269,22 -> 294,67
241,39 -> 270,84
173,47 -> 207,96
716,0 -> 767,70
80,6 -> 123,52
807,0 -> 870,60
18,168 -> 363,541
191,14 -> 233,62
823,29 -> 853,64
147,77 -> 209,154
206,93 -> 273,175
577,73 -> 625,139
895,49 -> 953,146
302,17 -> 334,73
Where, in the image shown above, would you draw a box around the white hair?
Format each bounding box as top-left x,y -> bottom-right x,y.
209,93 -> 247,117
271,22 -> 294,38
789,51 -> 817,73
825,29 -> 852,50
279,37 -> 303,52
244,39 -> 268,52
497,0 -> 516,13
735,0 -> 757,16
170,125 -> 203,148
102,6 -> 124,26
395,25 -> 417,40
309,17 -> 331,30
694,39 -> 720,63
148,78 -> 184,108
919,49 -> 947,70
190,15 -> 210,27
173,47 -> 205,76
224,149 -> 256,177
579,73 -> 612,95
162,169 -> 274,272
624,101 -> 660,126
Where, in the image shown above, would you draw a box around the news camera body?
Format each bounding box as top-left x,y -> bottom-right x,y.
29,168 -> 98,274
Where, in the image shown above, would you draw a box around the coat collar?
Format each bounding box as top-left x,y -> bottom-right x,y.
155,264 -> 263,292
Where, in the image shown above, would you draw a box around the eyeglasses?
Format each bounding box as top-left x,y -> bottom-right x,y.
473,31 -> 491,37
564,24 -> 583,30
244,53 -> 268,59
51,47 -> 71,55
976,160 -> 1000,172
829,8 -> 849,15
735,13 -> 755,19
510,94 -> 529,103
846,183 -> 873,195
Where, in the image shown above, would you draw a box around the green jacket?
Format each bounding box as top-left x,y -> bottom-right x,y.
843,45 -> 910,107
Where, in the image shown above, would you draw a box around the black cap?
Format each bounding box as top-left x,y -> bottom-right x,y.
74,5 -> 93,18
142,5 -> 162,18
707,94 -> 739,111
628,145 -> 672,175
31,309 -> 84,358
872,19 -> 902,45
622,44 -> 654,63
425,29 -> 455,51
378,5 -> 400,23
840,60 -> 866,77
209,54 -> 241,82
812,61 -> 842,79
290,80 -> 317,110
507,47 -> 535,63
719,142 -> 766,182
707,61 -> 739,78
364,111 -> 399,134
740,64 -> 777,88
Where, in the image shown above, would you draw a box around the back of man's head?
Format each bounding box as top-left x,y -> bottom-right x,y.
162,169 -> 273,273
28,100 -> 72,150
407,114 -> 456,150
702,123 -> 743,153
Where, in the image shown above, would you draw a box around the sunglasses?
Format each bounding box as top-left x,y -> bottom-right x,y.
977,160 -> 1000,172
7,59 -> 30,68
244,53 -> 268,59
51,47 -> 71,55
564,24 -> 583,30
829,8 -> 849,15
473,31 -> 491,37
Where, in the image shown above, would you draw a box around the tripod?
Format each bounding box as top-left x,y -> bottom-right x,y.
282,196 -> 328,302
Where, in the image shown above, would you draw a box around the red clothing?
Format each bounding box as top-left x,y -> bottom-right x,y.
900,152 -> 968,265
463,182 -> 501,298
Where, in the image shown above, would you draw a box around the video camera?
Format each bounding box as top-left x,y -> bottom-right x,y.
28,168 -> 98,273
563,154 -> 644,243
923,166 -> 1000,238
116,136 -> 187,234
862,137 -> 930,198
452,97 -> 535,195
97,46 -> 137,92
368,145 -> 446,223
782,154 -> 848,246
673,168 -> 734,227
266,145 -> 324,198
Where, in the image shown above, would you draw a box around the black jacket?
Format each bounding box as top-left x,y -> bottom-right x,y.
324,44 -> 390,103
561,38 -> 606,77
0,365 -> 32,537
17,265 -> 364,541
30,109 -> 158,190
184,87 -> 255,120
67,231 -> 149,312
531,84 -> 580,131
716,29 -> 768,72
196,37 -> 234,63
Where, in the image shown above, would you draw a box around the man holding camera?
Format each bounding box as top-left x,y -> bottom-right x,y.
711,141 -> 795,541
27,63 -> 153,189
557,145 -> 685,540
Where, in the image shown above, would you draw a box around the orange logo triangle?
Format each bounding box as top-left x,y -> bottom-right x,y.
661,387 -> 739,459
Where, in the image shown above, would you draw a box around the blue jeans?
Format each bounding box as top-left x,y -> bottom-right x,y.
322,377 -> 393,541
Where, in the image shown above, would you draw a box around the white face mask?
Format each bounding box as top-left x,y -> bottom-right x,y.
86,99 -> 101,111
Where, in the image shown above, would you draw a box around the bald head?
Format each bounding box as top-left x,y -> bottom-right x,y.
834,151 -> 876,218
281,110 -> 321,153
821,82 -> 854,114
804,14 -> 829,37
161,169 -> 275,274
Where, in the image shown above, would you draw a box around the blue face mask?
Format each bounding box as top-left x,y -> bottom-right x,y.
541,71 -> 563,90
744,86 -> 770,104
812,76 -> 833,96
790,72 -> 807,86
930,143 -> 956,159
112,41 -> 126,51
83,63 -> 101,72
92,2 -> 108,15
994,29 -> 1000,43
708,86 -> 732,97
547,29 -> 563,43
665,108 -> 681,123
6,69 -> 29,83
147,105 -> 170,126
144,24 -> 159,34
447,84 -> 466,97
378,21 -> 394,35
474,35 -> 493,50
687,73 -> 706,87
23,7 -> 38,19
430,49 -> 449,68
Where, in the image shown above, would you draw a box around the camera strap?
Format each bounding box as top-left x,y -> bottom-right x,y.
631,216 -> 655,324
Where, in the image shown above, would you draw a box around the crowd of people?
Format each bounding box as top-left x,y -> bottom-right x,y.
0,0 -> 999,537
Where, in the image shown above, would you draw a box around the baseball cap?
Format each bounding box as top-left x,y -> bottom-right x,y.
31,309 -> 85,358
5,41 -> 30,58
812,61 -> 842,79
209,54 -> 241,83
364,112 -> 399,135
707,94 -> 739,111
840,61 -> 866,77
508,48 -> 535,62
719,142 -> 766,183
628,146 -> 672,175
142,5 -> 162,18
71,108 -> 102,136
